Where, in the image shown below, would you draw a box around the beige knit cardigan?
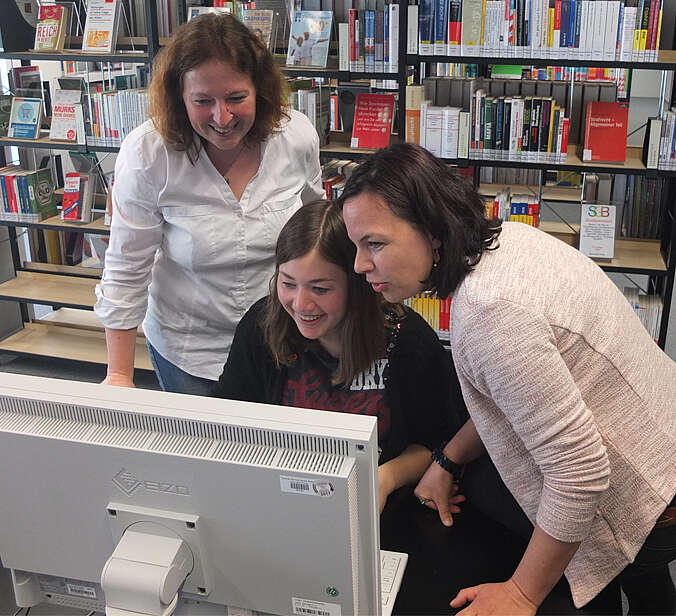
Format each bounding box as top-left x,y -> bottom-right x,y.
450,222 -> 676,607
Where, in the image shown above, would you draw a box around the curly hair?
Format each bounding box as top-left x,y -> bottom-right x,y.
263,200 -> 387,386
337,143 -> 502,298
148,13 -> 287,163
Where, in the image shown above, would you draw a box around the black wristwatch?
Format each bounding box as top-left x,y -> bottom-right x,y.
431,442 -> 464,479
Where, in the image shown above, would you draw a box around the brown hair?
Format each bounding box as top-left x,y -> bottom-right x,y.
148,13 -> 287,163
338,143 -> 501,298
263,200 -> 387,386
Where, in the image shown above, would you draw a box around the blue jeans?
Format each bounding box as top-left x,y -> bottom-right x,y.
146,341 -> 218,396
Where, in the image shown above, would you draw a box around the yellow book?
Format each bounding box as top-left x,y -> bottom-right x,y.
548,105 -> 557,154
547,7 -> 555,50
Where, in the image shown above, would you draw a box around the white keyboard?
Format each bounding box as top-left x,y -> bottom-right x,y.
380,549 -> 408,616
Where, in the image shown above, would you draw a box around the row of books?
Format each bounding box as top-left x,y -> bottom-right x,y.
86,89 -> 149,147
0,166 -> 58,224
484,188 -> 541,225
642,111 -> 676,171
417,76 -> 617,146
287,82 -> 331,145
619,175 -> 665,239
342,6 -> 400,72
321,158 -> 361,199
402,295 -> 452,341
623,287 -> 662,343
414,0 -> 664,61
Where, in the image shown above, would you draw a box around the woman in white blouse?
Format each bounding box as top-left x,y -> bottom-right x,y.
94,14 -> 324,394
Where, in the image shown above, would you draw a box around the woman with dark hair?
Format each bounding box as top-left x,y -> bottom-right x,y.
215,199 -> 468,513
95,13 -> 323,394
338,143 -> 676,615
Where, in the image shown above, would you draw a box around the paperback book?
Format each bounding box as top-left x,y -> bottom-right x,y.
241,9 -> 276,49
582,101 -> 629,163
34,4 -> 69,51
350,93 -> 395,149
82,0 -> 121,52
8,98 -> 43,139
49,89 -> 84,143
286,11 -> 332,68
187,6 -> 232,20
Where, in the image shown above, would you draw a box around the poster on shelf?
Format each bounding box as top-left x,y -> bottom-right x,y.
286,11 -> 332,68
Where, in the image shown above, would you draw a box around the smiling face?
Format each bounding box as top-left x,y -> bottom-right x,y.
182,57 -> 256,153
342,192 -> 439,303
277,249 -> 349,357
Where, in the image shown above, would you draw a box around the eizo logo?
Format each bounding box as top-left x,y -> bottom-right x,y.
112,468 -> 190,496
112,468 -> 142,495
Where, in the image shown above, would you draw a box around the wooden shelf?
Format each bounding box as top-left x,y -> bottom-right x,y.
39,307 -> 144,338
406,50 -> 676,70
22,262 -> 102,279
0,132 -> 86,151
538,221 -> 666,274
0,322 -> 152,371
440,146 -> 670,176
0,271 -> 97,309
0,214 -> 109,235
479,183 -> 583,202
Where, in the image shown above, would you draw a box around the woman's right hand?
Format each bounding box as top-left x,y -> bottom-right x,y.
101,373 -> 135,388
414,462 -> 465,527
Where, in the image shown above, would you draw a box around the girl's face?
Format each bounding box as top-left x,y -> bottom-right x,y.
277,249 -> 349,357
343,192 -> 439,303
182,58 -> 256,153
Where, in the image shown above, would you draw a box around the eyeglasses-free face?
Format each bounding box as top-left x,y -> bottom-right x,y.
182,58 -> 257,154
277,248 -> 349,358
343,192 -> 439,303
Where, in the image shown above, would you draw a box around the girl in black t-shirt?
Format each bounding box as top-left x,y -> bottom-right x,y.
216,200 -> 468,513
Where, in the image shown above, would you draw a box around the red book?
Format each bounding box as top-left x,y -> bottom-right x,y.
582,102 -> 629,163
350,93 -> 395,149
561,117 -> 570,161
61,173 -> 82,220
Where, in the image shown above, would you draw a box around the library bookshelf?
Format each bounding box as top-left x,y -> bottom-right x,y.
1,1 -> 674,365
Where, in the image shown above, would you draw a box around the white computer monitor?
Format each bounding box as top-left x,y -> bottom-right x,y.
0,372 -> 382,616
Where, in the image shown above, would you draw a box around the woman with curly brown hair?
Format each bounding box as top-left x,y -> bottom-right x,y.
94,13 -> 324,395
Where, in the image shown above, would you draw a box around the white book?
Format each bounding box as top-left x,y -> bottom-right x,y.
458,111 -> 470,158
407,4 -> 418,54
419,100 -> 429,149
82,0 -> 121,52
424,105 -> 443,157
8,97 -> 42,139
388,3 -> 399,73
620,5 -> 635,61
338,23 -> 349,71
509,99 -> 520,161
49,89 -> 82,142
592,1 -> 606,60
441,107 -> 461,158
645,118 -> 662,169
581,0 -> 591,61
579,204 -> 616,260
604,1 -> 620,61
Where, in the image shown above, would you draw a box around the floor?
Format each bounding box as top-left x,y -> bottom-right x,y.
0,351 -> 673,616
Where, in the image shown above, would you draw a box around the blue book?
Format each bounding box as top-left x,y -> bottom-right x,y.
560,0 -> 571,48
418,0 -> 434,54
8,97 -> 42,140
433,0 -> 449,53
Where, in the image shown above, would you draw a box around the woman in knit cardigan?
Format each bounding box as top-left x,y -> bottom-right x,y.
338,143 -> 676,616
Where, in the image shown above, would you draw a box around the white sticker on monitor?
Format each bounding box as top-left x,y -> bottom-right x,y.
280,476 -> 335,498
66,583 -> 98,599
292,597 -> 341,616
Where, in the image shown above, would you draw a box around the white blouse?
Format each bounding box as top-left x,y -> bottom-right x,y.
95,110 -> 324,380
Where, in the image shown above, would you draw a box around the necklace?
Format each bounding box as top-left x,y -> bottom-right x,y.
218,141 -> 246,185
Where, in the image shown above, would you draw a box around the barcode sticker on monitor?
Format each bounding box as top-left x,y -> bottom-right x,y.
292,597 -> 341,616
280,476 -> 335,498
66,583 -> 98,599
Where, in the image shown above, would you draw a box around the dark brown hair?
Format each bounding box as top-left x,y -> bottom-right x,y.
338,143 -> 501,298
149,13 -> 287,163
263,200 -> 387,386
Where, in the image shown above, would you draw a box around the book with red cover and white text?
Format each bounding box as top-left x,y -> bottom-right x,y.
34,4 -> 69,51
350,93 -> 395,149
582,102 -> 629,163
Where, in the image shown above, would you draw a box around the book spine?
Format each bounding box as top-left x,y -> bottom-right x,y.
388,3 -> 399,73
418,0 -> 435,54
434,0 -> 449,54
